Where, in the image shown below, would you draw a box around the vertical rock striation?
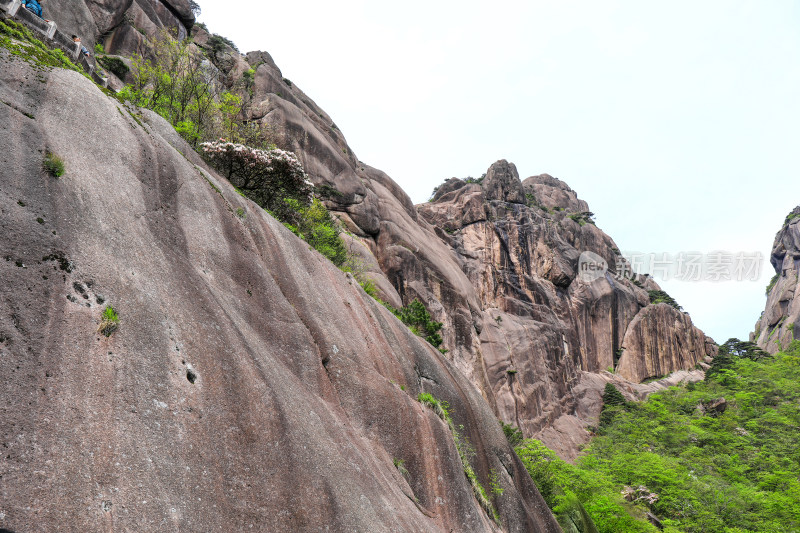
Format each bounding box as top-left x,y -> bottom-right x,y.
192,43 -> 717,454
753,206 -> 800,353
0,54 -> 559,531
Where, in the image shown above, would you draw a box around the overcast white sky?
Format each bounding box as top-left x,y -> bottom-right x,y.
197,0 -> 800,343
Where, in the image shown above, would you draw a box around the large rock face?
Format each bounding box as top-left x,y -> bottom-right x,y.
0,51 -> 559,532
0,12 -> 718,528
616,303 -> 712,382
41,0 -> 194,56
753,206 -> 800,353
210,43 -> 716,457
413,164 -> 714,448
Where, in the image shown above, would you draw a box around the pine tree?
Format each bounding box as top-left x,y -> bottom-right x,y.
602,383 -> 626,407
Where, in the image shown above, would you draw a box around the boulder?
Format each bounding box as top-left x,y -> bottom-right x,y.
430,177 -> 468,202
701,398 -> 728,415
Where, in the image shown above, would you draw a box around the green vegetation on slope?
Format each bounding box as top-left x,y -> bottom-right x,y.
648,289 -> 683,311
417,392 -> 499,523
0,18 -> 87,75
765,273 -> 779,295
518,340 -> 800,533
386,299 -> 444,350
115,25 -> 449,353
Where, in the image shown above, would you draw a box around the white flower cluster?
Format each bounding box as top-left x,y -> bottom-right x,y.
200,139 -> 310,184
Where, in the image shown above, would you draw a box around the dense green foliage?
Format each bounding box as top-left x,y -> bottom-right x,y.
386,299 -> 443,349
118,31 -> 217,145
705,338 -> 768,382
519,341 -> 800,533
117,30 -> 263,147
518,439 -> 652,533
500,420 -> 523,447
97,55 -> 129,78
648,289 -> 683,311
599,383 -> 629,426
602,383 -> 627,407
283,198 -> 347,267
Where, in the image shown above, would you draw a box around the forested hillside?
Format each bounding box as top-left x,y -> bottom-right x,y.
518,340 -> 800,533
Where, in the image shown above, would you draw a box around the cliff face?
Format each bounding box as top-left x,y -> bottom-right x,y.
0,52 -> 560,531
753,206 -> 800,353
180,41 -> 718,455
0,4 -> 720,526
31,0 -> 193,56
616,303 -> 715,382
414,163 -> 715,440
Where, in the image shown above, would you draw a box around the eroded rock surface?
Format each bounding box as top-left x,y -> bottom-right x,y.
0,52 -> 559,532
413,162 -> 713,451
218,41 -> 716,456
616,303 -> 713,382
753,206 -> 800,353
42,0 -> 194,57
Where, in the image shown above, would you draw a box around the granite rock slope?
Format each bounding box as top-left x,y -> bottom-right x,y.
616,303 -> 714,382
753,206 -> 800,353
41,0 -> 193,57
415,164 -> 715,444
210,44 -> 716,455
0,51 -> 559,532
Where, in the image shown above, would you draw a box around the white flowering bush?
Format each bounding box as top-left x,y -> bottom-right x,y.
201,139 -> 313,223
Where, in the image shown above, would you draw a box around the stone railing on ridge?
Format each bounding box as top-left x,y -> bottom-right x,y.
0,0 -> 108,87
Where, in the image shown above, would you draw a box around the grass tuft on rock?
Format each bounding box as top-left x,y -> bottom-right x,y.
98,305 -> 119,337
42,151 -> 64,177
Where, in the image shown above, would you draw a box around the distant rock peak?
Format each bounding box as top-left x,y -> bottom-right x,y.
753,205 -> 800,353
482,159 -> 526,204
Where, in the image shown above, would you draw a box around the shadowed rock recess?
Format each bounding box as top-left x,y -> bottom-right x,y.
753,206 -> 800,353
1,4 -> 716,529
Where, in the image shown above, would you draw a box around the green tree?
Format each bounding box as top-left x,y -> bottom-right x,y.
647,290 -> 682,311
118,29 -> 233,146
602,383 -> 626,407
717,337 -> 769,361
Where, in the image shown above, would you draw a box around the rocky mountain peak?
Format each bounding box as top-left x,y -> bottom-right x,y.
522,173 -> 590,213
429,177 -> 473,203
482,159 -> 526,204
